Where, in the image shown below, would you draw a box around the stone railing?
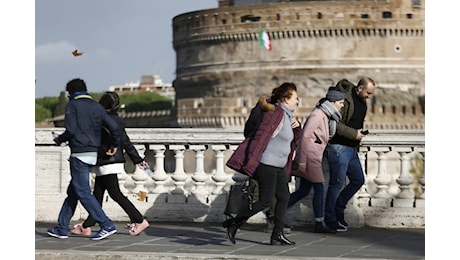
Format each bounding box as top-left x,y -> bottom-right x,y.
35,128 -> 424,228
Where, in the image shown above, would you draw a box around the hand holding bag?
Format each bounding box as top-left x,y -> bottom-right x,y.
224,178 -> 257,218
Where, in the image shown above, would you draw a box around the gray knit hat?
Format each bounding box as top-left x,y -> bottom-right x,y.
326,89 -> 346,102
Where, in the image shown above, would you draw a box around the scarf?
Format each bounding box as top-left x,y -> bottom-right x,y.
317,99 -> 342,139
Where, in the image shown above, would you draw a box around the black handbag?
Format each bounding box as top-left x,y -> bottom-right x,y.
223,178 -> 257,218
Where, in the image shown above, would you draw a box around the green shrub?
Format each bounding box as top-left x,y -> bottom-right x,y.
35,92 -> 173,122
119,92 -> 172,112
35,104 -> 52,122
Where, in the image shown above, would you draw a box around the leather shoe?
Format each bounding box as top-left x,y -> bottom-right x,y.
270,231 -> 296,245
314,221 -> 336,234
222,218 -> 238,244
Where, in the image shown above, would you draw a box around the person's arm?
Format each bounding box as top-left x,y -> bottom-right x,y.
122,128 -> 144,165
103,113 -> 121,153
56,103 -> 76,144
335,121 -> 360,140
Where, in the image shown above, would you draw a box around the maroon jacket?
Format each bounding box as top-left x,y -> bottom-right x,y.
226,98 -> 301,177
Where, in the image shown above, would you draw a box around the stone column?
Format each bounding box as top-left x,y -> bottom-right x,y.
149,144 -> 169,194
394,147 -> 415,207
190,145 -> 209,197
371,147 -> 392,207
211,145 -> 229,195
169,145 -> 188,203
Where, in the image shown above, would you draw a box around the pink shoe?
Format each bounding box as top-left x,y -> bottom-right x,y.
124,223 -> 134,230
70,223 -> 92,236
129,219 -> 149,236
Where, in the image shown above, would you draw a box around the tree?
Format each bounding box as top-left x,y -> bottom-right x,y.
35,104 -> 52,122
53,91 -> 68,117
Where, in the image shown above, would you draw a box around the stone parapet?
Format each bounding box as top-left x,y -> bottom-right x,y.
36,128 -> 425,228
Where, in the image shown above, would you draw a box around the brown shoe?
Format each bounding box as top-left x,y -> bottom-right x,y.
129,219 -> 149,236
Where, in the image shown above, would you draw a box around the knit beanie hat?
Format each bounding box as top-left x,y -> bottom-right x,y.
326,89 -> 346,102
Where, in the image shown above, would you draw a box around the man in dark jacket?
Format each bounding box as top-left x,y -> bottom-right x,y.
47,78 -> 121,241
71,91 -> 150,237
324,77 -> 376,232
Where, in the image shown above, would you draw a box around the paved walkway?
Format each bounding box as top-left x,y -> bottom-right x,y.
35,221 -> 425,260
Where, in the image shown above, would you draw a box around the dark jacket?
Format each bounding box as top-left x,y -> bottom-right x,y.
57,94 -> 120,154
226,96 -> 302,177
332,79 -> 364,141
97,112 -> 144,166
243,96 -> 269,138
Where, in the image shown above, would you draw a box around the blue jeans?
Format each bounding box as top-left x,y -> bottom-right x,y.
324,144 -> 365,223
287,178 -> 324,220
56,157 -> 114,233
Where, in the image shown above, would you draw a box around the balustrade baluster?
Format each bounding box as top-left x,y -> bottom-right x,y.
395,148 -> 414,199
130,145 -> 149,194
372,148 -> 392,206
190,145 -> 209,196
393,147 -> 415,207
169,145 -> 188,201
357,147 -> 371,200
211,145 -> 229,195
416,148 -> 425,200
149,144 -> 169,194
123,174 -> 136,194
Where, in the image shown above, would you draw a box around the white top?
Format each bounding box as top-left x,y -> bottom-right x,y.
92,163 -> 125,176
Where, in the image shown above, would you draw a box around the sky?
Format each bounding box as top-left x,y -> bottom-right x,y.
35,0 -> 217,98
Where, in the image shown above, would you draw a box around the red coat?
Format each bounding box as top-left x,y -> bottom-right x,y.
226,99 -> 301,177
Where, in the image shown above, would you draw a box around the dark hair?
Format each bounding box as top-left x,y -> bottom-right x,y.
65,78 -> 87,94
99,91 -> 120,112
270,82 -> 297,104
357,77 -> 375,89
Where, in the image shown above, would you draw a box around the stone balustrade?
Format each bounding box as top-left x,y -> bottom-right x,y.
35,128 -> 424,228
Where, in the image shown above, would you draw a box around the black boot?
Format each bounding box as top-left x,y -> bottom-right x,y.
270,231 -> 296,245
222,217 -> 246,244
314,221 -> 336,233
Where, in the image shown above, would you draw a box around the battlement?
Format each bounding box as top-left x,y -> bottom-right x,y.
173,0 -> 424,46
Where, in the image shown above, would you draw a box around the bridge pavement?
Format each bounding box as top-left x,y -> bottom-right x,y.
35,221 -> 425,260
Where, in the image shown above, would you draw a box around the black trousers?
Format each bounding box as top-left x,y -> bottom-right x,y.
237,163 -> 290,233
83,174 -> 144,228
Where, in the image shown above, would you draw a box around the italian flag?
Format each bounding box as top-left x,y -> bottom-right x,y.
259,28 -> 272,51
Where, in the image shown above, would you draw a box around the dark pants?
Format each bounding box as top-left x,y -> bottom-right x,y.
83,174 -> 144,228
236,163 -> 290,233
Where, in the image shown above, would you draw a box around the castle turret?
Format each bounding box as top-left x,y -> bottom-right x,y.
172,0 -> 425,129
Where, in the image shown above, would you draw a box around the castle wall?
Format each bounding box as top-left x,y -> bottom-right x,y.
172,0 -> 424,128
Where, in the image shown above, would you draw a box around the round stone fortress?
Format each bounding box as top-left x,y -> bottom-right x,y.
172,0 -> 425,129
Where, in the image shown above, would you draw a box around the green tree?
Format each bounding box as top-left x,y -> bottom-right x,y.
53,91 -> 68,117
119,92 -> 172,112
35,104 -> 52,122
35,91 -> 174,123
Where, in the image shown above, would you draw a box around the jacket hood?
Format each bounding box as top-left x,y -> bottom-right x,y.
258,95 -> 275,112
335,79 -> 355,92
